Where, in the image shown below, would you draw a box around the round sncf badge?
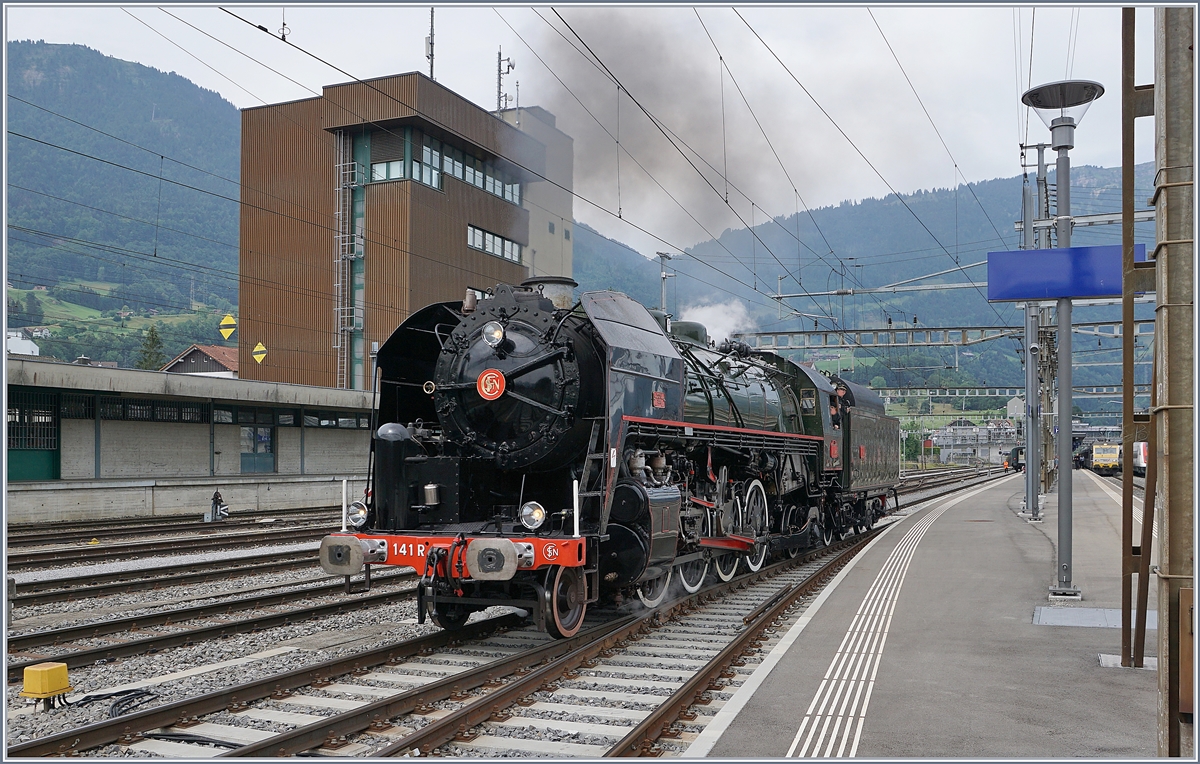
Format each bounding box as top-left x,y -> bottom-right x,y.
477,369 -> 506,400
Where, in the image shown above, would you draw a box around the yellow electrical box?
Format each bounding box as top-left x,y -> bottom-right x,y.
19,662 -> 72,699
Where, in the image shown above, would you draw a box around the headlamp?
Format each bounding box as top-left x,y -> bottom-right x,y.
519,501 -> 547,530
482,321 -> 506,348
347,500 -> 369,529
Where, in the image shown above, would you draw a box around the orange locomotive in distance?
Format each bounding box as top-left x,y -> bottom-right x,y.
320,276 -> 899,638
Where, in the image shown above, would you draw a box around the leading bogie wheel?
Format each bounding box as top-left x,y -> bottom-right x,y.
431,601 -> 471,631
637,568 -> 673,608
545,565 -> 587,639
742,480 -> 769,573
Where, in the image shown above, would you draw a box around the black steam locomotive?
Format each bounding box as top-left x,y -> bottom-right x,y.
320,277 -> 899,637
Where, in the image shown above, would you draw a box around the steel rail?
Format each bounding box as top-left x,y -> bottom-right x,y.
605,539 -> 871,756
14,550 -> 315,595
12,555 -> 327,606
6,505 -> 341,536
5,614 -> 526,757
218,617 -> 642,757
9,572 -> 415,652
5,526 -> 331,568
368,537 -> 872,758
6,517 -> 338,547
6,580 -> 418,682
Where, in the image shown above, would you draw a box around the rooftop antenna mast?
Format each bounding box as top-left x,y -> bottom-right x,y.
277,8 -> 290,41
426,8 -> 434,80
497,47 -> 515,111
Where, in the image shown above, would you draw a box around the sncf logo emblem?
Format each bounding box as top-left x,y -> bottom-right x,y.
542,544 -> 560,561
477,369 -> 506,400
652,391 -> 666,409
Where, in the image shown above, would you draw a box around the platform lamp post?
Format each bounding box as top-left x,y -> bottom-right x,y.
1021,79 -> 1105,598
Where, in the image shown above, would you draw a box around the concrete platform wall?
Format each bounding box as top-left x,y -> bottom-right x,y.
6,474 -> 369,524
8,359 -> 377,522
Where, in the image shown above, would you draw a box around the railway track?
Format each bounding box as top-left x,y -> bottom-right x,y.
6,514 -> 339,549
7,571 -> 418,682
11,550 -> 322,606
6,505 -> 342,541
7,474 -> 1008,757
8,526 -> 877,758
5,526 -> 332,569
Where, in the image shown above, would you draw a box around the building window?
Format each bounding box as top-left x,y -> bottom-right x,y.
409,130 -> 521,205
467,225 -> 522,263
370,160 -> 404,181
240,426 -> 275,473
563,226 -> 570,240
549,221 -> 555,234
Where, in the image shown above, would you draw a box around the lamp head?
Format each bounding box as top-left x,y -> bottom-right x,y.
1021,80 -> 1104,149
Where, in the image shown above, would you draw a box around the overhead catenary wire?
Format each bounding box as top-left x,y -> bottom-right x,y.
217,4 -> 783,308
517,8 -> 824,294
735,8 -> 1020,335
866,8 -> 1013,253
692,7 -> 920,329
494,8 -> 838,321
14,10 -> 1036,381
530,3 -> 929,333
11,31 -> 787,347
547,8 -> 855,330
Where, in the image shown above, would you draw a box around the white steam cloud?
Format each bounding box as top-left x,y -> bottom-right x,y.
680,301 -> 756,345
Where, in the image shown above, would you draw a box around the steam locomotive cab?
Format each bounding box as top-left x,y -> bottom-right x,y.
319,279 -> 899,638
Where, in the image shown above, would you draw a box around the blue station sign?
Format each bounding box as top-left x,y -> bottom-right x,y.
987,243 -> 1147,301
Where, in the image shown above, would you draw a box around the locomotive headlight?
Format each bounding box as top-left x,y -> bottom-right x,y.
482,321 -> 506,348
347,500 -> 369,529
519,501 -> 547,530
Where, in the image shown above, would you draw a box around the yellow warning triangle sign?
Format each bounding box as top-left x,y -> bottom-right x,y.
252,342 -> 267,364
219,314 -> 237,340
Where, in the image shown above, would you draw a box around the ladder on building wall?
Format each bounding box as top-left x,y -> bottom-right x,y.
333,131 -> 363,389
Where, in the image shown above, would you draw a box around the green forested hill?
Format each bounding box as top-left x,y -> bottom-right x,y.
7,40 -> 240,365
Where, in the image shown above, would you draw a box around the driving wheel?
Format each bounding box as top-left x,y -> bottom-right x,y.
742,480 -> 770,572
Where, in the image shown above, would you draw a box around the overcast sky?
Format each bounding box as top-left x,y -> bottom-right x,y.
6,4 -> 1158,259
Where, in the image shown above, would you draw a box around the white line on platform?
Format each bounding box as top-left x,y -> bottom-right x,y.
684,476 -> 1015,758
786,478 -> 1010,758
1083,470 -> 1156,540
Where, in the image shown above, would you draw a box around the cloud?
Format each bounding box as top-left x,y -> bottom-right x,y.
680,300 -> 756,344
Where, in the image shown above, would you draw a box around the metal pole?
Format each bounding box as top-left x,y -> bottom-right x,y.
1051,116 -> 1079,596
656,252 -> 675,312
341,478 -> 348,532
1154,7 -> 1194,754
1055,296 -> 1075,592
426,7 -> 434,79
1037,146 -> 1051,250
1120,4 -> 1137,670
1025,305 -> 1041,519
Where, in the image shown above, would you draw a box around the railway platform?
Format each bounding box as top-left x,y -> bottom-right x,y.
688,471 -> 1168,758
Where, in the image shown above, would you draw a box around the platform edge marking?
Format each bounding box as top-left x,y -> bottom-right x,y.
684,502 -> 919,757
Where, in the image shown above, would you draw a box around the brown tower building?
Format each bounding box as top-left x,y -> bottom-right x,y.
239,72 -> 566,389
